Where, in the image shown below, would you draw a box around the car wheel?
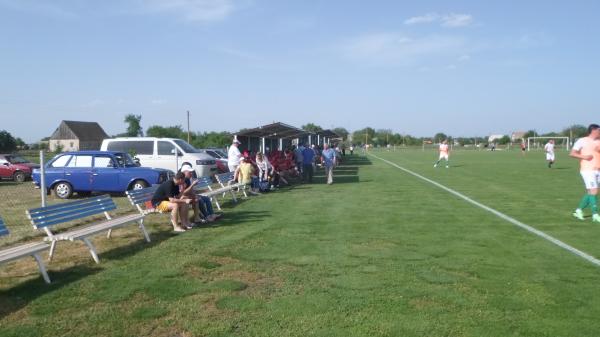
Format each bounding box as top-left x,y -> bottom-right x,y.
131,180 -> 148,190
13,171 -> 26,183
54,182 -> 73,199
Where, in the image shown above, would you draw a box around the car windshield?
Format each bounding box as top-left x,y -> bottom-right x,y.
113,153 -> 137,167
214,150 -> 227,158
174,140 -> 201,153
5,155 -> 29,164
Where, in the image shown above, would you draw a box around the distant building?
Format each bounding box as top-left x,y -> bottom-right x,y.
488,134 -> 505,143
511,131 -> 526,142
49,120 -> 109,152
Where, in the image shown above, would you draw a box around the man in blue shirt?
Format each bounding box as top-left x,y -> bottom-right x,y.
301,144 -> 315,183
321,143 -> 337,184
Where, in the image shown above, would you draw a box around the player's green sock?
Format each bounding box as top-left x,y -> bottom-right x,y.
577,195 -> 590,210
590,195 -> 598,215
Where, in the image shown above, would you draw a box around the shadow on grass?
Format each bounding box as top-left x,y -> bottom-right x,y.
0,264 -> 102,320
312,176 -> 360,184
204,210 -> 270,228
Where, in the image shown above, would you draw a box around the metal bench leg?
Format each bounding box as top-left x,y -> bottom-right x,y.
82,238 -> 100,264
106,229 -> 112,239
230,189 -> 238,202
138,220 -> 151,243
32,253 -> 51,284
214,197 -> 222,211
48,241 -> 57,262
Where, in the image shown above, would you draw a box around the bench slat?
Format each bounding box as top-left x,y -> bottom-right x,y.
0,242 -> 49,263
0,217 -> 8,237
28,195 -> 112,215
52,214 -> 144,241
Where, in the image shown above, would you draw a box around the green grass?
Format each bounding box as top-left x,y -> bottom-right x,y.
2,149 -> 600,337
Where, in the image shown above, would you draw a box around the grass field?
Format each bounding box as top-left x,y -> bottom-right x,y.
2,149 -> 600,337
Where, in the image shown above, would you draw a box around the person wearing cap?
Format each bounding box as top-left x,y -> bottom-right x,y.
180,165 -> 221,222
150,172 -> 192,232
228,139 -> 242,172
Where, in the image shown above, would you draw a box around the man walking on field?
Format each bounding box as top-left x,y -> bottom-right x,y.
570,124 -> 600,222
434,139 -> 450,168
544,139 -> 555,168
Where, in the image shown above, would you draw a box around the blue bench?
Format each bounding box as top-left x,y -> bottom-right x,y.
215,172 -> 247,199
27,195 -> 149,264
126,185 -> 160,215
0,216 -> 51,283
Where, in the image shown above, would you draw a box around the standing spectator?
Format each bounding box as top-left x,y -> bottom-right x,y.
294,144 -> 304,174
302,144 -> 315,183
321,143 -> 337,185
228,139 -> 242,172
350,145 -> 354,155
341,144 -> 346,156
151,172 -> 192,232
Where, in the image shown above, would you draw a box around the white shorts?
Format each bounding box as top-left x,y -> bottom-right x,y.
439,153 -> 449,160
546,153 -> 555,161
580,170 -> 600,189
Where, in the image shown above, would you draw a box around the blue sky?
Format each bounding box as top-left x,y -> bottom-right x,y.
1,0 -> 600,142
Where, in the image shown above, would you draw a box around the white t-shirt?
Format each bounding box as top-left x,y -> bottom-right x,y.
544,142 -> 555,154
228,145 -> 242,166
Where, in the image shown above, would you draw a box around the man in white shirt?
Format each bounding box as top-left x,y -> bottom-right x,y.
227,139 -> 242,173
544,139 -> 555,168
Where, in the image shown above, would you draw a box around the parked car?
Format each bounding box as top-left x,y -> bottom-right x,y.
32,151 -> 172,199
0,154 -> 40,182
100,137 -> 217,177
197,148 -> 229,173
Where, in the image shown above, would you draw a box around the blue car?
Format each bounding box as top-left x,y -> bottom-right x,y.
32,151 -> 173,199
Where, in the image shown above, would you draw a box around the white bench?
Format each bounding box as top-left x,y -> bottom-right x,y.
0,216 -> 51,283
215,172 -> 247,199
27,195 -> 149,264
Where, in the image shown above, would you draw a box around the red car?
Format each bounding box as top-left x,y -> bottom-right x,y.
0,154 -> 40,182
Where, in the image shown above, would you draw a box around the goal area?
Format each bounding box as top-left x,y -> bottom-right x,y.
526,137 -> 570,151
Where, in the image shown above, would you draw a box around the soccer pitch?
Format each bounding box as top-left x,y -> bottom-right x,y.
2,150 -> 600,337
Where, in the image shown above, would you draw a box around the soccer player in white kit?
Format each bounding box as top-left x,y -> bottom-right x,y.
570,124 -> 600,222
434,140 -> 450,168
544,139 -> 555,168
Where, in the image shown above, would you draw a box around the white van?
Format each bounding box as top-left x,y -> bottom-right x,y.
100,137 -> 217,177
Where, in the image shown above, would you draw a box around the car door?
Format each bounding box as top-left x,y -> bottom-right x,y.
91,155 -> 121,192
64,154 -> 93,191
156,141 -> 180,172
0,158 -> 11,179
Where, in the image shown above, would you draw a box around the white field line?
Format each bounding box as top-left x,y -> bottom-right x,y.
370,153 -> 600,268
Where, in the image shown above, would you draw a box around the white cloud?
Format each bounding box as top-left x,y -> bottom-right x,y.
441,13 -> 473,27
140,0 -> 236,22
458,54 -> 470,62
404,13 -> 439,25
340,32 -> 468,66
404,12 -> 473,28
82,99 -> 104,108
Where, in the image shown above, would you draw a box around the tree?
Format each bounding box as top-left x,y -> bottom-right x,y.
332,127 -> 349,141
191,131 -> 232,148
301,123 -> 323,133
124,114 -> 143,137
0,130 -> 17,152
351,127 -> 375,145
433,132 -> 448,143
523,130 -> 537,139
498,135 -> 511,145
146,125 -> 185,138
561,124 -> 587,139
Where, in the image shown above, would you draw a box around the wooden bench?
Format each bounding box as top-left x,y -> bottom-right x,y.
0,217 -> 51,283
215,172 -> 247,199
27,195 -> 149,264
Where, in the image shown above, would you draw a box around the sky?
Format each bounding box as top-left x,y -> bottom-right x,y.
1,0 -> 600,142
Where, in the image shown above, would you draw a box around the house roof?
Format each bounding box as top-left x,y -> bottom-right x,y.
50,120 -> 109,141
236,122 -> 311,140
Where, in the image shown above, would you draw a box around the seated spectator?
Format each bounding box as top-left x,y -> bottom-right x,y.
256,152 -> 279,189
180,165 -> 221,223
235,156 -> 260,195
151,172 -> 192,232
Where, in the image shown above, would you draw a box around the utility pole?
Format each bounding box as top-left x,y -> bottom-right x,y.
187,110 -> 190,143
